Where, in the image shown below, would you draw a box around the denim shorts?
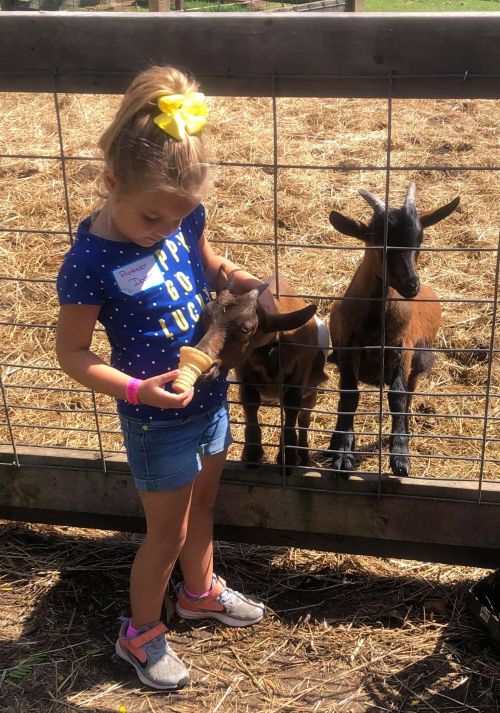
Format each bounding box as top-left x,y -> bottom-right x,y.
119,402 -> 232,493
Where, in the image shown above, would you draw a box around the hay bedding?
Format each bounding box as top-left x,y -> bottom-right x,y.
0,93 -> 498,478
1,93 -> 500,710
0,95 -> 500,478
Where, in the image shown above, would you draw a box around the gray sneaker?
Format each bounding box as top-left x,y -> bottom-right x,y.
115,618 -> 189,690
176,574 -> 265,627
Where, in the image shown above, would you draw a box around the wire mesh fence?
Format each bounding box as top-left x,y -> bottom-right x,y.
1,84 -> 499,494
0,15 -> 499,559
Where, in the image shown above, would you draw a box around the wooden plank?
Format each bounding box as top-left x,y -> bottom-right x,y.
1,447 -> 500,566
148,0 -> 170,10
345,0 -> 363,9
3,445 -> 500,503
0,13 -> 500,98
2,505 -> 499,566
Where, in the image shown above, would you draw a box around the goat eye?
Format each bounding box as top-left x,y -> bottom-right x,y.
239,324 -> 253,334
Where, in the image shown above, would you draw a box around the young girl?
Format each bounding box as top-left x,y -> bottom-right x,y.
56,65 -> 266,691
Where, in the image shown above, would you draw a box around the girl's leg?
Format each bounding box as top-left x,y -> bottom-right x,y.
175,448 -> 265,627
178,449 -> 227,595
131,482 -> 194,628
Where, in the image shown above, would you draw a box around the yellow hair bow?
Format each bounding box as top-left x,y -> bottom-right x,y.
154,92 -> 208,141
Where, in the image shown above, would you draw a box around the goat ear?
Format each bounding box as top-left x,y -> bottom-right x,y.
329,211 -> 369,241
215,264 -> 230,295
259,304 -> 317,334
419,196 -> 460,228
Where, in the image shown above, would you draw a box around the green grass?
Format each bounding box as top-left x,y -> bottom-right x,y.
364,0 -> 500,10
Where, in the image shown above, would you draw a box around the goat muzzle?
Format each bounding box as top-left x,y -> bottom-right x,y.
397,282 -> 420,299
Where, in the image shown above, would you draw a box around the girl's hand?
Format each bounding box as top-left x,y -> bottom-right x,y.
137,370 -> 194,409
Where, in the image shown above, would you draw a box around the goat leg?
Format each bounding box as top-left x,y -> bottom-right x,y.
297,388 -> 317,467
330,355 -> 359,478
277,385 -> 302,470
387,364 -> 411,476
241,383 -> 264,467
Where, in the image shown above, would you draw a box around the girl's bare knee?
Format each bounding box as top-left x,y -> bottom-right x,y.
143,527 -> 187,560
192,491 -> 217,515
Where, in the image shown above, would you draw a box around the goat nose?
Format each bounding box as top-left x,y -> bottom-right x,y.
405,279 -> 420,298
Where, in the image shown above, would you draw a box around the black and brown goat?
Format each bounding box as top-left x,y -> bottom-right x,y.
328,182 -> 460,477
196,267 -> 329,468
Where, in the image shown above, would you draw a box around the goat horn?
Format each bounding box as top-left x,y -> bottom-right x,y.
404,181 -> 416,210
358,189 -> 386,215
226,271 -> 236,292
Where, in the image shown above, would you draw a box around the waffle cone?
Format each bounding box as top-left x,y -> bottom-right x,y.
173,347 -> 212,391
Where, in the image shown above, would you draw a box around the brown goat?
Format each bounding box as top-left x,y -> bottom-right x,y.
195,266 -> 329,468
328,182 -> 460,477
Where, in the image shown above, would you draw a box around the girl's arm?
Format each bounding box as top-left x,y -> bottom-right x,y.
198,233 -> 274,309
57,304 -> 129,399
56,304 -> 194,408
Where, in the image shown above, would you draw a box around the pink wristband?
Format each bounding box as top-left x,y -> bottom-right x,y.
125,377 -> 143,405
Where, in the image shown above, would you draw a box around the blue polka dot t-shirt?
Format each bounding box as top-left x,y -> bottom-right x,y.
56,204 -> 228,420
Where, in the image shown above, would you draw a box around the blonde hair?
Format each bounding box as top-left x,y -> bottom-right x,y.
99,65 -> 208,197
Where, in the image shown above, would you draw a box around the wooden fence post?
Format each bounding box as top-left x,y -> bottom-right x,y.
345,0 -> 363,10
148,0 -> 171,10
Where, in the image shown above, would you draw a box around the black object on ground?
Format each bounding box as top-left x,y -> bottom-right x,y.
466,568 -> 500,650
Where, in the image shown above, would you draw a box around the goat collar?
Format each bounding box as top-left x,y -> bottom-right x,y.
253,329 -> 278,349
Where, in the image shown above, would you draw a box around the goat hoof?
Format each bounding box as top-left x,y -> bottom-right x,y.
277,449 -> 300,468
390,454 -> 410,477
331,453 -> 354,478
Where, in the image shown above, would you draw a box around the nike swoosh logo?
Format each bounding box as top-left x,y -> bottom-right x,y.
200,606 -> 226,613
126,648 -> 149,670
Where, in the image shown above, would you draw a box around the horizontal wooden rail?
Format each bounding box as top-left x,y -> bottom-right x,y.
1,12 -> 500,97
1,447 -> 500,566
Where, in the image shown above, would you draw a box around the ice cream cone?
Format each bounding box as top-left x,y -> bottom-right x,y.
173,346 -> 212,392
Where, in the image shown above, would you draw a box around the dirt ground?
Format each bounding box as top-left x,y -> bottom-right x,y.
1,520 -> 499,713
